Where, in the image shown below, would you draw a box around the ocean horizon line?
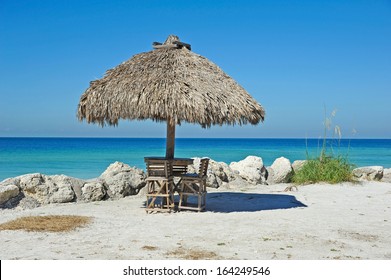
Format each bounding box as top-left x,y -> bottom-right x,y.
1,136 -> 391,140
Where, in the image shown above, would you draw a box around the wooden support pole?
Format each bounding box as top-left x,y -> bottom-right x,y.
166,117 -> 175,159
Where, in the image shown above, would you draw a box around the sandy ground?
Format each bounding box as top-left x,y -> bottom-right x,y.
1,181 -> 390,260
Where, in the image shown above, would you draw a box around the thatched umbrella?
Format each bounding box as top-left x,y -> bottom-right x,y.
77,35 -> 265,159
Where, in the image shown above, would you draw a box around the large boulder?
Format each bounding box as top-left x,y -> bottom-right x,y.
82,181 -> 106,201
45,175 -> 78,203
353,166 -> 384,181
205,173 -> 222,189
18,173 -> 78,204
209,159 -> 237,183
100,162 -> 146,198
18,173 -> 49,203
382,168 -> 391,183
268,157 -> 294,184
229,156 -> 267,185
48,175 -> 85,201
0,185 -> 20,204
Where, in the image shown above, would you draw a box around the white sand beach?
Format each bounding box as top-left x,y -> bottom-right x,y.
1,181 -> 390,260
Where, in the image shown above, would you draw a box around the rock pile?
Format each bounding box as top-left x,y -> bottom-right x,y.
1,157 -> 390,209
0,162 -> 146,209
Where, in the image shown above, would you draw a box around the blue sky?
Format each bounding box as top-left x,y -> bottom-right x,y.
0,0 -> 390,138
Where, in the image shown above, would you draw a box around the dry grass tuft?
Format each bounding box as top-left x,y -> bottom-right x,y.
0,215 -> 92,232
168,247 -> 219,260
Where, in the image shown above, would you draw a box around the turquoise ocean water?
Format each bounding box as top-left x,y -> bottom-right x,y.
0,138 -> 390,181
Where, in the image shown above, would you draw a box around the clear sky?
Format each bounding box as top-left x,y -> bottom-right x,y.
0,0 -> 390,138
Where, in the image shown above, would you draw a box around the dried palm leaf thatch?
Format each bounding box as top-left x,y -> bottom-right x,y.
77,35 -> 265,128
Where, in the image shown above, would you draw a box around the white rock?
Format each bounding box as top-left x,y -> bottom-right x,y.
19,173 -> 49,203
48,184 -> 75,203
49,175 -> 84,200
0,185 -> 20,204
189,158 -> 238,188
19,173 -> 45,192
382,168 -> 391,183
188,157 -> 201,173
269,157 -> 294,184
353,166 -> 384,181
206,173 -> 222,189
208,159 -> 236,182
292,160 -> 307,173
82,182 -> 106,201
44,175 -> 75,203
100,162 -> 146,198
0,177 -> 21,187
229,156 -> 267,185
18,173 -> 77,204
46,175 -> 83,203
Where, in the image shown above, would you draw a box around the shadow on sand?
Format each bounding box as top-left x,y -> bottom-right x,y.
204,192 -> 307,213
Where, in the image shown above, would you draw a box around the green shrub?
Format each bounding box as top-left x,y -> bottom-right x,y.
293,107 -> 356,185
292,155 -> 354,184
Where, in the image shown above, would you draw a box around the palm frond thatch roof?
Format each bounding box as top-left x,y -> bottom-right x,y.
77,35 -> 265,128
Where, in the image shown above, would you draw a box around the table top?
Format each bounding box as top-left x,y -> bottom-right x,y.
144,157 -> 193,163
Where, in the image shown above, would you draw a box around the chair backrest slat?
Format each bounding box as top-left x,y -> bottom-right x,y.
172,164 -> 188,176
146,159 -> 173,178
198,158 -> 209,177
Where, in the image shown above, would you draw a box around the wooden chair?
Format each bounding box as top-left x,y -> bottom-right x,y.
172,160 -> 190,192
145,159 -> 174,213
172,161 -> 189,176
178,158 -> 209,212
